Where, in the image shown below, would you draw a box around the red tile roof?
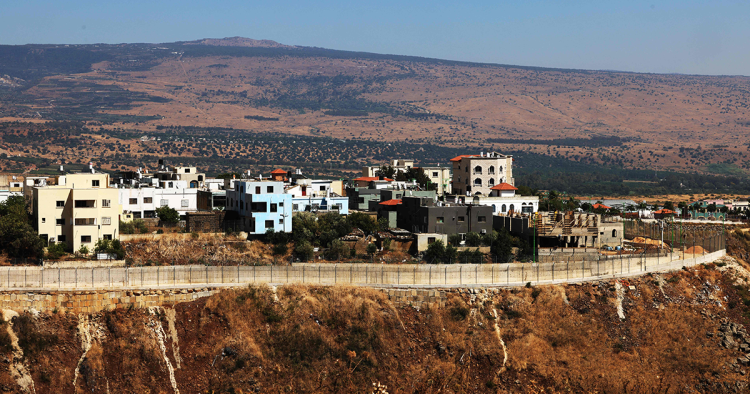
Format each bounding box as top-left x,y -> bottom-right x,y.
654,209 -> 675,214
354,176 -> 394,182
490,183 -> 518,191
450,154 -> 479,162
379,199 -> 402,206
592,203 -> 611,210
270,168 -> 287,175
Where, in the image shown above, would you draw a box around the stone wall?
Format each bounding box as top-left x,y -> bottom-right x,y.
185,211 -> 227,233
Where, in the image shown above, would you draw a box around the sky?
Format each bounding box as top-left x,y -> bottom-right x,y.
1,0 -> 748,76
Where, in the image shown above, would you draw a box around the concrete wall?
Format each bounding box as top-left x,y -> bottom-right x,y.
0,250 -> 724,291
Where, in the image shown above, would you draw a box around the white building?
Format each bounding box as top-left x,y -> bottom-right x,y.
450,152 -> 514,196
449,183 -> 539,215
118,186 -> 198,219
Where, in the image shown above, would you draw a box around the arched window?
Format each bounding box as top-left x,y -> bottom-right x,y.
489,166 -> 495,174
474,166 -> 482,174
501,204 -> 507,212
612,229 -> 617,237
488,178 -> 495,186
509,204 -> 515,212
198,175 -> 204,181
499,166 -> 503,173
474,178 -> 482,186
492,205 -> 497,212
190,181 -> 198,188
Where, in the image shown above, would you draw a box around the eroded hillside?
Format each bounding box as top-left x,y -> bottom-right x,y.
0,255 -> 749,393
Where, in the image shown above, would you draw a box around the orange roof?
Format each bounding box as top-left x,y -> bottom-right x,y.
354,176 -> 394,182
490,183 -> 518,191
654,209 -> 675,214
592,203 -> 611,210
379,199 -> 402,206
450,154 -> 480,162
270,168 -> 287,175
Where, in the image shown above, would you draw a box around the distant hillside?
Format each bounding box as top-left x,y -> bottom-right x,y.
1,37 -> 750,191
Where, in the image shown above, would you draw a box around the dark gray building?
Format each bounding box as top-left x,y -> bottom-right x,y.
346,187 -> 382,211
396,196 -> 493,235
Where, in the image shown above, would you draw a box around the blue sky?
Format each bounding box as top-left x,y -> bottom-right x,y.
2,0 -> 748,75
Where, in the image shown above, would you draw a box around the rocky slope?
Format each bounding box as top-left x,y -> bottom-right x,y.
0,255 -> 749,393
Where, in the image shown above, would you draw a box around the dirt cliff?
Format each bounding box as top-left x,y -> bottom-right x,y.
1,257 -> 750,393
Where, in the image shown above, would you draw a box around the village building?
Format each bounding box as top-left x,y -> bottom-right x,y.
32,172 -> 121,252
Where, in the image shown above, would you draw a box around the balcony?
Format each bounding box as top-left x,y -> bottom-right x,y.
74,218 -> 96,226
74,200 -> 96,208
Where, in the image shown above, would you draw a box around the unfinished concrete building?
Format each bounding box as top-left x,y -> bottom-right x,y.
534,211 -> 622,248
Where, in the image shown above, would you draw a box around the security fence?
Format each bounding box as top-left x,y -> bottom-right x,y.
0,249 -> 725,290
623,220 -> 726,253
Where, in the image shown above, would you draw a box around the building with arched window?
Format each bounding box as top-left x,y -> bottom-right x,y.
450,152 -> 514,196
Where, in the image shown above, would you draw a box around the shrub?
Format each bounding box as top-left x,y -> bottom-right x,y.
326,239 -> 349,260
272,243 -> 288,256
449,305 -> 469,321
78,245 -> 89,256
45,243 -> 66,260
465,232 -> 482,247
295,241 -> 314,261
447,233 -> 463,246
366,243 -> 378,256
382,238 -> 392,251
156,206 -> 180,224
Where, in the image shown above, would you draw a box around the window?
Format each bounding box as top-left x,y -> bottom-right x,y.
501,204 -> 507,212
457,216 -> 465,222
102,199 -> 111,208
488,178 -> 495,186
478,216 -> 487,223
432,172 -> 438,177
489,166 -> 495,175
160,199 -> 168,207
357,197 -> 365,204
279,218 -> 283,224
612,229 -> 618,237
278,201 -> 284,207
42,218 -> 46,223
56,219 -> 64,225
319,185 -> 326,191
57,235 -> 66,242
129,198 -> 138,204
474,178 -> 482,186
102,234 -> 113,240
75,218 -> 96,225
293,204 -> 299,211
56,200 -> 64,208
509,204 -> 515,212
267,186 -> 274,193
168,182 -> 173,188
184,168 -> 191,173
181,199 -> 189,207
102,217 -> 111,225
92,180 -> 100,187
255,186 -> 261,194
335,204 -> 342,210
428,237 -> 436,244
81,235 -> 92,243
75,200 -> 96,208
270,203 -> 278,212
474,165 -> 482,174
143,197 -> 152,204
265,220 -> 274,229
436,217 -> 444,223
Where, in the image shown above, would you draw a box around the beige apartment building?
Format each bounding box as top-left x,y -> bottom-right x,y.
362,159 -> 452,194
33,173 -> 121,252
451,152 -> 514,196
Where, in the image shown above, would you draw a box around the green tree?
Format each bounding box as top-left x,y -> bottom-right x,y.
491,229 -> 514,263
376,165 -> 396,179
663,201 -> 675,211
424,240 -> 446,264
0,196 -> 43,259
366,243 -> 378,257
347,212 -> 377,235
45,243 -> 66,260
294,241 -> 314,261
326,239 -> 350,260
156,206 -> 180,224
465,232 -> 482,247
